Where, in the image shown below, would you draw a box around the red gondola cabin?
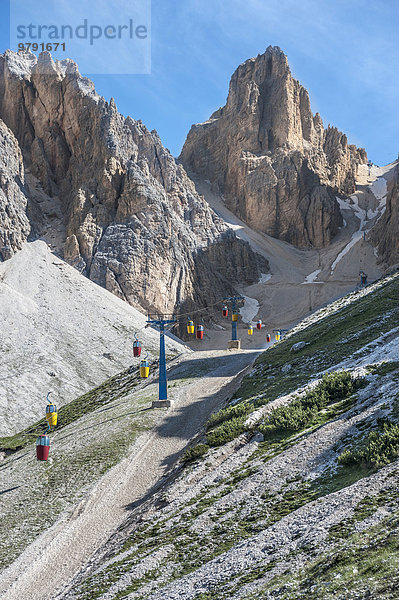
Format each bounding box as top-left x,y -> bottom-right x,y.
196,325 -> 204,340
266,333 -> 271,342
36,434 -> 50,461
222,305 -> 228,318
256,320 -> 262,330
133,340 -> 142,357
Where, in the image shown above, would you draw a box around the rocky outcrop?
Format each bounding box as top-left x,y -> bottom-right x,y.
0,119 -> 30,260
0,50 -> 266,314
180,46 -> 367,248
371,164 -> 399,267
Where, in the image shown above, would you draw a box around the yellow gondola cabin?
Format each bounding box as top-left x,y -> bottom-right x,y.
140,359 -> 150,378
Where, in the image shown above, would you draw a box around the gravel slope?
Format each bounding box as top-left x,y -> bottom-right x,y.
0,240 -> 186,435
0,348 -> 259,600
53,273 -> 399,600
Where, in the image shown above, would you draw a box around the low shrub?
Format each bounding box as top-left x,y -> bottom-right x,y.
207,403 -> 251,430
202,371 -> 364,449
206,417 -> 247,447
260,371 -> 364,437
260,401 -> 318,434
182,443 -> 210,462
338,422 -> 399,468
316,370 -> 362,402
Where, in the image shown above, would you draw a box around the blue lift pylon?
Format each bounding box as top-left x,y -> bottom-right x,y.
146,316 -> 176,407
224,295 -> 244,349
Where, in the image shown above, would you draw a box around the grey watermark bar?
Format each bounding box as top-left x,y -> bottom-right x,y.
10,0 -> 151,75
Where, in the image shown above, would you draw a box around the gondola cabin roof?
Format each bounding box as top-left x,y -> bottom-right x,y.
36,435 -> 50,445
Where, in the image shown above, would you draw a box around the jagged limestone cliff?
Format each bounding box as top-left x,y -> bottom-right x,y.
180,46 -> 367,248
0,119 -> 30,260
371,164 -> 399,267
0,50 -> 266,314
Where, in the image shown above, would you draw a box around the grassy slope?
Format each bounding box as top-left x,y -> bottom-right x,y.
0,360 -> 160,453
65,273 -> 399,600
233,273 -> 399,406
0,365 -> 163,569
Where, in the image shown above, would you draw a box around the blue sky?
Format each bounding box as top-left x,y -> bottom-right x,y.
1,0 -> 398,165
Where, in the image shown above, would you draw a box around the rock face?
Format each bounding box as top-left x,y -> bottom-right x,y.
0,119 -> 30,260
0,50 -> 266,314
180,46 -> 367,248
371,164 -> 399,267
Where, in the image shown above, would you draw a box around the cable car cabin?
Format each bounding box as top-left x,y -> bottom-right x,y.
187,320 -> 195,334
266,333 -> 271,342
45,404 -> 58,428
140,359 -> 150,378
248,326 -> 253,336
133,340 -> 142,357
222,305 -> 228,318
232,311 -> 238,322
196,325 -> 204,340
275,331 -> 281,341
256,320 -> 262,330
36,435 -> 50,461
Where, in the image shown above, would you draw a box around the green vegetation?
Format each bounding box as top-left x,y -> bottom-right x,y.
182,443 -> 210,462
339,421 -> 399,468
206,416 -> 250,446
260,371 -> 364,437
367,360 -> 399,377
179,402 -> 254,456
180,406 -> 252,459
233,274 -> 399,407
185,371 -> 365,464
199,368 -> 364,455
207,402 -> 251,428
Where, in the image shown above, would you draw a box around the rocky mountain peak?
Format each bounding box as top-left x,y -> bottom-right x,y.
228,46 -> 290,99
218,44 -> 313,154
180,46 -> 367,248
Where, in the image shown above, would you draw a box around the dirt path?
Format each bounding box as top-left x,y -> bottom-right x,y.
0,349 -> 259,600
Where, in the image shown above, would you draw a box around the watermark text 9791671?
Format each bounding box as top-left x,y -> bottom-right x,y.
18,42 -> 66,52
